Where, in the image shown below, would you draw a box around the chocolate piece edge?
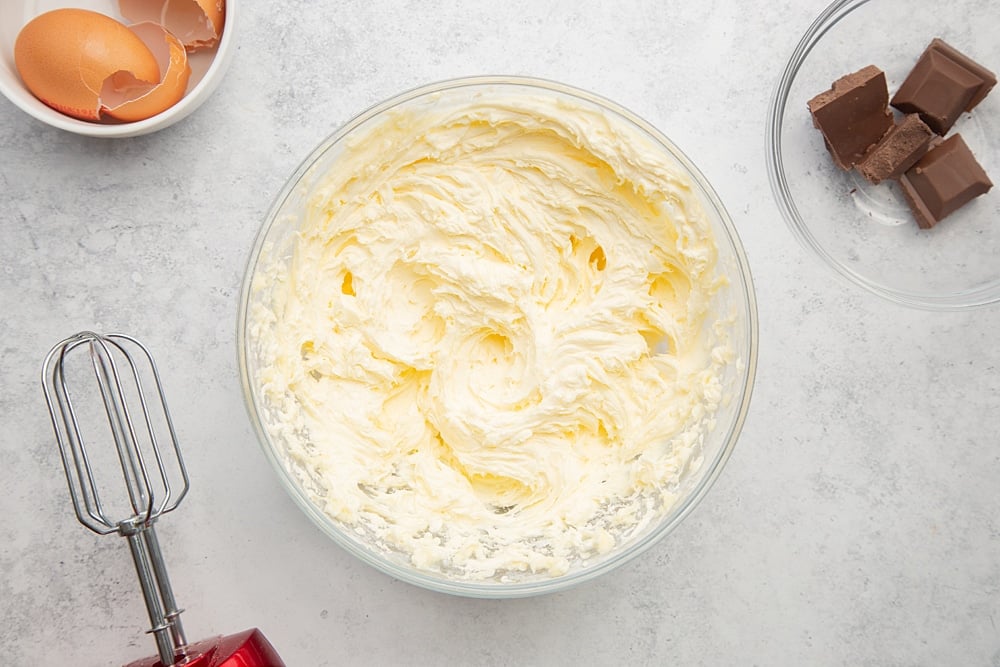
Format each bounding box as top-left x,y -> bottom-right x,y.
898,134 -> 993,229
856,114 -> 935,185
929,37 -> 997,110
808,65 -> 893,170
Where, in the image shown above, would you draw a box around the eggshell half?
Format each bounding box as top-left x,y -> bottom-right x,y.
105,22 -> 191,122
14,9 -> 161,121
119,0 -> 225,51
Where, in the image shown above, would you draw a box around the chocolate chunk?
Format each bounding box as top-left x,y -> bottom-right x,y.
856,114 -> 936,185
898,134 -> 993,229
891,38 -> 997,135
808,65 -> 894,170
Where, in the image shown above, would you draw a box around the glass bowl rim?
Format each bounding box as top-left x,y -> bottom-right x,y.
237,74 -> 760,598
765,0 -> 1000,311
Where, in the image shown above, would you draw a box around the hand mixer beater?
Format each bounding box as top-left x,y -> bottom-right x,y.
42,332 -> 285,667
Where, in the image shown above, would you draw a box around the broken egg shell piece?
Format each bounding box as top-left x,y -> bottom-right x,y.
119,0 -> 225,52
13,8 -> 161,121
105,22 -> 191,123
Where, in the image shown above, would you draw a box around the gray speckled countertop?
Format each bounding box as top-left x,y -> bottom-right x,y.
2,2 -> 999,666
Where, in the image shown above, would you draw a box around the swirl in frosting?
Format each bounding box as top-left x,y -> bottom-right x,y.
251,87 -> 730,580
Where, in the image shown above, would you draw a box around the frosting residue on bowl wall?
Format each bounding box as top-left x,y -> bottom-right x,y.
249,89 -> 732,580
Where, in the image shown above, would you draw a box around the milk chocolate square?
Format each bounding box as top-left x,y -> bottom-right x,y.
808,65 -> 894,170
891,38 -> 997,135
856,114 -> 935,185
898,134 -> 993,229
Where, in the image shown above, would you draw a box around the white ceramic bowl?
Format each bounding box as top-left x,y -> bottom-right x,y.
767,0 -> 1000,310
239,77 -> 759,597
0,0 -> 237,137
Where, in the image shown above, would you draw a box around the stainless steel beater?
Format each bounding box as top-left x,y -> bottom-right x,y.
42,331 -> 284,667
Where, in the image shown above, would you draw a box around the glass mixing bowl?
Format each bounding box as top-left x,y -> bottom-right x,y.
767,0 -> 1000,310
238,76 -> 758,597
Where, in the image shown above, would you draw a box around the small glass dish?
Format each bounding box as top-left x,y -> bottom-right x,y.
766,0 -> 999,309
238,77 -> 758,597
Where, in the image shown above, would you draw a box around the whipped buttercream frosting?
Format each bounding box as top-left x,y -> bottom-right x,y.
250,86 -> 732,581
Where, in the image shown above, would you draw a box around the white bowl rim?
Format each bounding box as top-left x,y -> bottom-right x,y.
0,0 -> 239,138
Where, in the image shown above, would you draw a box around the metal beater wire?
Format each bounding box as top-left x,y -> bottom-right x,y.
41,332 -> 192,666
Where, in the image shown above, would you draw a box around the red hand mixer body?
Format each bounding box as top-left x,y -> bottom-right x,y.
123,629 -> 284,667
42,332 -> 285,667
